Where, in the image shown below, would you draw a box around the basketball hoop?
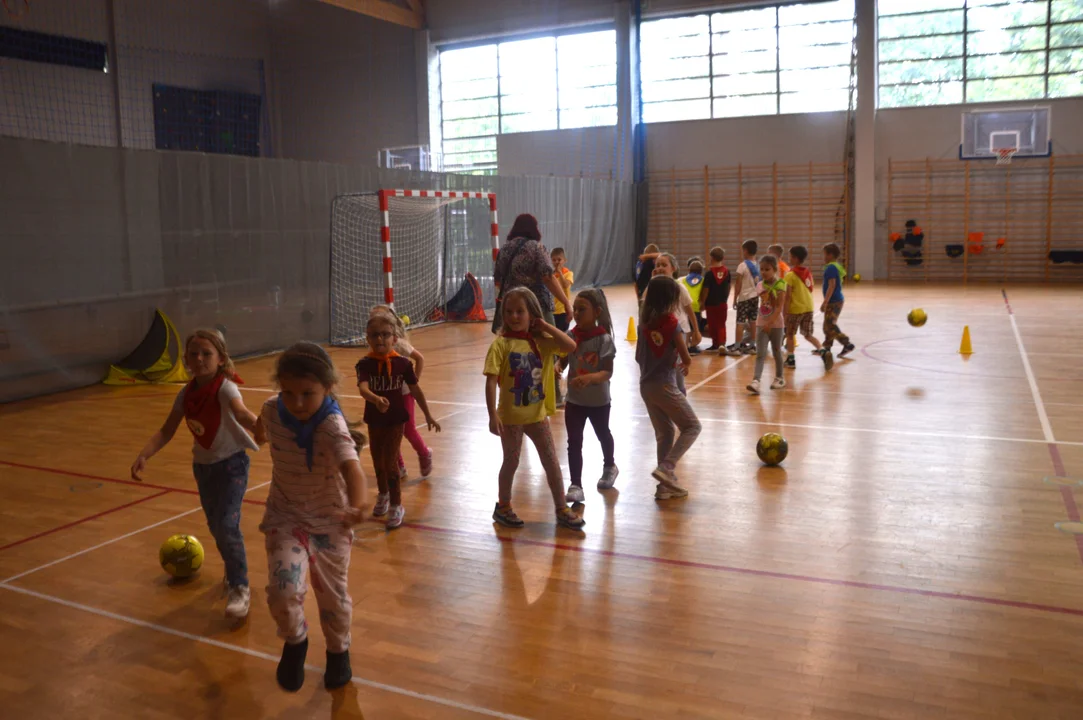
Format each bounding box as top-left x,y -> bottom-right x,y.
996,148 -> 1017,166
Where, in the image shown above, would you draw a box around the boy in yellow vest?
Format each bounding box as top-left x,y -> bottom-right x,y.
679,258 -> 706,355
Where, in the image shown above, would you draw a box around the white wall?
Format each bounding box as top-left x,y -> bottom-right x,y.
498,126 -> 628,179
269,0 -> 421,165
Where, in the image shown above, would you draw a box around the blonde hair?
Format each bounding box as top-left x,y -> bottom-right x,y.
501,287 -> 546,338
643,243 -> 660,254
184,329 -> 236,378
369,305 -> 412,354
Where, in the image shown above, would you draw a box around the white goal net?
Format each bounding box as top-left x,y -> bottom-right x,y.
330,191 -> 496,346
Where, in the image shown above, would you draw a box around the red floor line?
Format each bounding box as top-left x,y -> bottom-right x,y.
0,461 -> 265,506
0,489 -> 172,552
8,459 -> 1083,617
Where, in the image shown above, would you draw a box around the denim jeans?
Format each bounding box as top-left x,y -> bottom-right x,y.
193,451 -> 249,587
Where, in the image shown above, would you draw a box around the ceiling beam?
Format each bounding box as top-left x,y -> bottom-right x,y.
316,0 -> 425,30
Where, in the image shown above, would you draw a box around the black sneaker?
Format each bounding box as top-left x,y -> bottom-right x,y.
492,502 -> 525,528
688,345 -> 702,355
277,638 -> 308,692
740,344 -> 756,355
838,343 -> 856,359
325,649 -> 352,689
784,355 -> 796,369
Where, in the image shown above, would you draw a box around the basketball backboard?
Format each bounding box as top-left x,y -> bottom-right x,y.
959,106 -> 1051,160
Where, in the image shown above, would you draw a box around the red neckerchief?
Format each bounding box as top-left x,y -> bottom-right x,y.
645,314 -> 678,358
791,265 -> 814,291
571,324 -> 606,349
502,330 -> 542,361
184,373 -> 227,449
710,266 -> 728,283
366,350 -> 401,377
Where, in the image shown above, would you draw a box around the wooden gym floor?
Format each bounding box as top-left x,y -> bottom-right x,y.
1,283 -> 1083,719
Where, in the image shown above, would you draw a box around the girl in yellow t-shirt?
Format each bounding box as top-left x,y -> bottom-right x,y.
484,287 -> 584,531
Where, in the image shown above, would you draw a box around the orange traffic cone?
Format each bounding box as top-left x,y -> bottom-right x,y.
959,325 -> 973,355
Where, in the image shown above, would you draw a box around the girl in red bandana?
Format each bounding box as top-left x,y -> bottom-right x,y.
636,276 -> 702,500
131,329 -> 264,622
563,289 -> 619,503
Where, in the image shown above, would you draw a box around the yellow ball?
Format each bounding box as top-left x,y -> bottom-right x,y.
907,308 -> 927,327
852,273 -> 862,283
401,314 -> 411,326
159,533 -> 204,578
756,433 -> 789,466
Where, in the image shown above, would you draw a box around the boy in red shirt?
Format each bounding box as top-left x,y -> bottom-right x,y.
702,246 -> 731,352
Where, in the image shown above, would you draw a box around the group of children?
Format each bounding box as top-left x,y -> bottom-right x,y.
124,225 -> 855,694
636,240 -> 856,394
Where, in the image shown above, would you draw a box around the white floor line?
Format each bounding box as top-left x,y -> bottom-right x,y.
630,413 -> 1082,447
0,583 -> 531,720
239,386 -> 485,408
0,481 -> 270,585
686,356 -> 750,394
1004,296 -> 1055,443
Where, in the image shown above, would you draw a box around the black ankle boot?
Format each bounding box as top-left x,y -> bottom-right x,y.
324,649 -> 352,689
276,638 -> 308,692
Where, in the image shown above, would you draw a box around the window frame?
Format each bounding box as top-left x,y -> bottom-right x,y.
639,1 -> 857,123
878,1 -> 1083,108
437,25 -> 618,173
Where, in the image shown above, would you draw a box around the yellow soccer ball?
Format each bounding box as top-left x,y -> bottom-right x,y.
756,433 -> 789,466
401,314 -> 411,326
852,273 -> 862,283
907,308 -> 927,327
159,533 -> 204,578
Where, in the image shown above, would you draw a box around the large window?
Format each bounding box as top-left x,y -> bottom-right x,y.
639,0 -> 855,122
438,29 -> 617,174
879,0 -> 1083,108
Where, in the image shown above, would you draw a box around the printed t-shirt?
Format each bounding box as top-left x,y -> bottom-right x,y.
484,334 -> 561,425
565,330 -> 616,407
173,377 -> 258,465
355,355 -> 418,426
783,268 -> 814,315
823,262 -> 845,303
260,396 -> 358,533
636,314 -> 683,386
552,267 -> 574,314
756,279 -> 788,329
735,259 -> 761,302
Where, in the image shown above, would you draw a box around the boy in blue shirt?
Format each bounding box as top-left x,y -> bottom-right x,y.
820,243 -> 855,359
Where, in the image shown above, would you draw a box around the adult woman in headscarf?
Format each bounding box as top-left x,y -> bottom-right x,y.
492,213 -> 573,332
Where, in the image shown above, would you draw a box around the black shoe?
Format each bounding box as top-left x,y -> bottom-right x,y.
784,355 -> 796,369
276,638 -> 308,692
838,343 -> 856,359
688,345 -> 702,355
324,649 -> 352,689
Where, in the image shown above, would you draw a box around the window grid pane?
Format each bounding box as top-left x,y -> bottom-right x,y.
879,1 -> 1083,106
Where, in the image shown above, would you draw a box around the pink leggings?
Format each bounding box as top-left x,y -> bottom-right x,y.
397,394 -> 429,466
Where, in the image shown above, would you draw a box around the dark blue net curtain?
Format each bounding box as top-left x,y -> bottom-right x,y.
152,83 -> 261,157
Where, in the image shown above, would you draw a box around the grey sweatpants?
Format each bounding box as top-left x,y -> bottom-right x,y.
640,382 -> 702,470
754,327 -> 785,381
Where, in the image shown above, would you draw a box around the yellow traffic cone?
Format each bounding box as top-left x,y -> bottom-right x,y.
959,325 -> 973,355
626,316 -> 637,342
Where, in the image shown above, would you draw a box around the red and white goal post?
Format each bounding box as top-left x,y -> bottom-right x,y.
329,188 -> 498,346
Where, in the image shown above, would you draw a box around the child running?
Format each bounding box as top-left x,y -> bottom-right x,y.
637,276 -> 702,499
563,289 -> 618,503
821,242 -> 856,360
747,255 -> 788,394
368,306 -> 434,481
782,245 -> 831,370
484,287 -> 585,530
356,310 -> 441,529
702,247 -> 731,352
132,329 -> 262,622
259,343 -> 367,692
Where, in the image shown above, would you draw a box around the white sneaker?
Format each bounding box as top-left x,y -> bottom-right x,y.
225,585 -> 250,620
770,377 -> 786,390
386,505 -> 405,529
597,465 -> 619,490
566,485 -> 585,503
746,379 -> 761,395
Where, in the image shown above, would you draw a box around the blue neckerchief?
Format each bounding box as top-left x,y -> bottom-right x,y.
277,395 -> 342,470
685,272 -> 703,286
